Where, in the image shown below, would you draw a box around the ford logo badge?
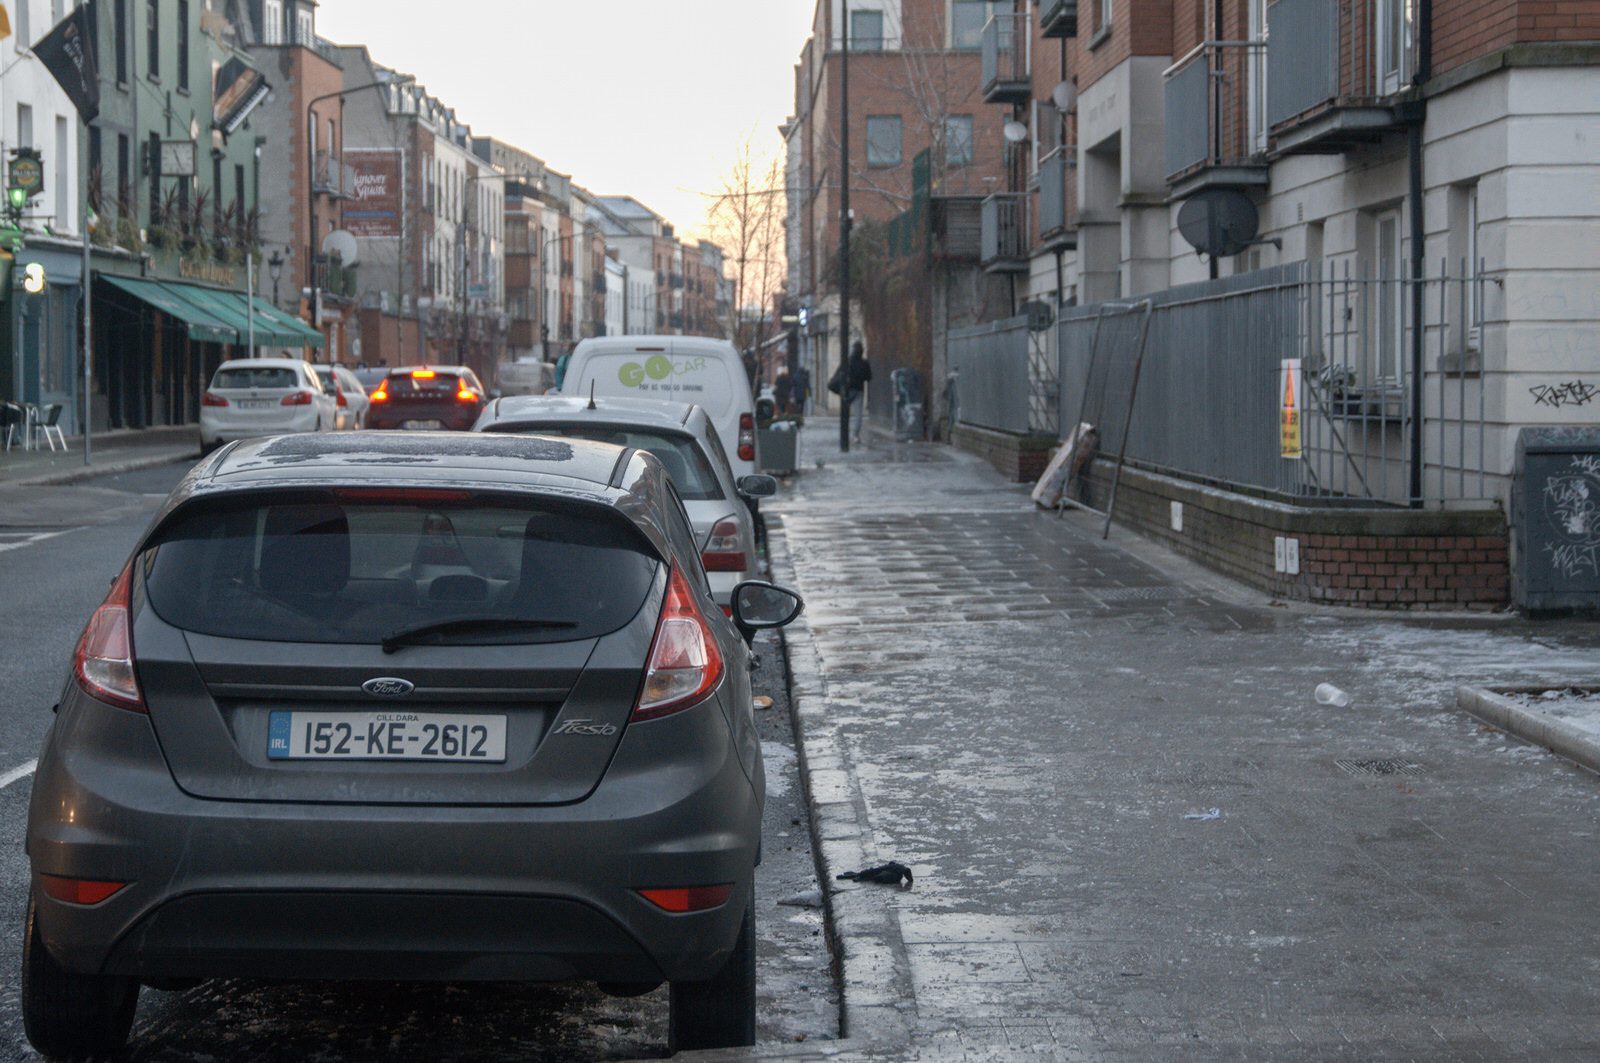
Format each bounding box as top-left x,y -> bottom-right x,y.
362,677 -> 415,697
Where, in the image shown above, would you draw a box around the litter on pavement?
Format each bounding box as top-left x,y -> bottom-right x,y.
1183,808 -> 1223,822
836,861 -> 914,888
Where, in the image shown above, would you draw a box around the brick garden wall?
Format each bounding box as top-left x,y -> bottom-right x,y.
1075,459 -> 1510,610
953,423 -> 1055,483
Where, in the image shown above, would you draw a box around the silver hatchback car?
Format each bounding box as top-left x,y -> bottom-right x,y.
474,395 -> 774,611
21,432 -> 803,1058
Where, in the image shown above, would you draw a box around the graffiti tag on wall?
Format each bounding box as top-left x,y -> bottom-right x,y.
1542,455 -> 1600,579
1530,381 -> 1599,408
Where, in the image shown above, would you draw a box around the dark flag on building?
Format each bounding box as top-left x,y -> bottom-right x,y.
34,5 -> 100,124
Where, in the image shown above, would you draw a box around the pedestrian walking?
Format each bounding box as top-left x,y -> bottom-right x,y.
774,369 -> 793,416
846,341 -> 872,443
792,365 -> 812,417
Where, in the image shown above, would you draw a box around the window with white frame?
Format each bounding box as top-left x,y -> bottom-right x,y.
263,0 -> 282,44
866,115 -> 902,168
297,7 -> 313,45
944,115 -> 974,167
1375,0 -> 1413,93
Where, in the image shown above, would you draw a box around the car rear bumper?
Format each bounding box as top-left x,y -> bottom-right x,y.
366,407 -> 480,431
28,692 -> 759,985
200,409 -> 322,444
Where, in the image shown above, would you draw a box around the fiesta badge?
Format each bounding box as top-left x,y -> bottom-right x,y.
362,677 -> 416,697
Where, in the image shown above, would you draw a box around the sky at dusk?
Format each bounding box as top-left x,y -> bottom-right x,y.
315,0 -> 816,240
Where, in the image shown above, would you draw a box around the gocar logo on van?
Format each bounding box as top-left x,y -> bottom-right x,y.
618,356 -> 707,388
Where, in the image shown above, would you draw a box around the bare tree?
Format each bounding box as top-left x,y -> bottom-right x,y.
706,136 -> 788,351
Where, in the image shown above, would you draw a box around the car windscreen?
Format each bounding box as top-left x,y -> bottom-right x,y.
141,491 -> 660,646
214,366 -> 300,390
492,425 -> 725,501
384,372 -> 462,397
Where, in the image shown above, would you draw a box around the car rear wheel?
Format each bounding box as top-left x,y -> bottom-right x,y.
667,881 -> 756,1053
21,894 -> 139,1059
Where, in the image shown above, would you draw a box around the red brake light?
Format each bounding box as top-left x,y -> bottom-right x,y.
371,389 -> 389,403
738,413 -> 756,462
637,884 -> 734,913
201,390 -> 228,408
457,388 -> 478,402
701,518 -> 747,572
73,564 -> 145,713
336,389 -> 348,407
281,390 -> 314,406
39,875 -> 129,906
333,487 -> 473,504
739,413 -> 754,430
632,566 -> 724,721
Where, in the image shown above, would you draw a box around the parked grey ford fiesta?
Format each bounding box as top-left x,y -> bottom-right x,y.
21,432 -> 803,1059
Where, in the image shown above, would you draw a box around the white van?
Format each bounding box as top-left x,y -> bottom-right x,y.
559,336 -> 758,479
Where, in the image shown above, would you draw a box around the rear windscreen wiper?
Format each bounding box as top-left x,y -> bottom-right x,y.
381,616 -> 579,654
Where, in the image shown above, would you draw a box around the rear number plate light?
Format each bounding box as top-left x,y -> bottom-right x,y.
267,711 -> 508,762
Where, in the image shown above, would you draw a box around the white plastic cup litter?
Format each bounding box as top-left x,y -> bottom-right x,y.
1314,683 -> 1352,708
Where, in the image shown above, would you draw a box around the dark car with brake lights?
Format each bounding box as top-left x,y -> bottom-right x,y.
365,365 -> 488,431
20,431 -> 803,1058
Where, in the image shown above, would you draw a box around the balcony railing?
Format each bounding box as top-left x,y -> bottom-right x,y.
980,193 -> 1029,272
1037,147 -> 1077,248
981,12 -> 1030,104
1267,0 -> 1411,154
1163,41 -> 1270,189
1040,0 -> 1077,37
312,152 -> 356,198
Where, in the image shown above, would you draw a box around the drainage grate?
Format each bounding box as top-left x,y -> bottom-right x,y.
1336,758 -> 1424,778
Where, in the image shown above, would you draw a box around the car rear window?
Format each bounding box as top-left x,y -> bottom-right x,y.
141,492 -> 659,646
384,371 -> 463,396
491,425 -> 725,500
214,366 -> 300,390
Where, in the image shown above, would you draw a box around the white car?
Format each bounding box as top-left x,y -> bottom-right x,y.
315,364 -> 371,430
474,394 -> 775,610
200,358 -> 337,452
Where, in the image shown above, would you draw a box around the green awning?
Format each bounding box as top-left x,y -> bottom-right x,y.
241,295 -> 325,349
156,283 -> 270,344
174,286 -> 302,348
100,275 -> 237,345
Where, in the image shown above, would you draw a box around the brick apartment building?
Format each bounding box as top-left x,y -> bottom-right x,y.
784,0 -> 1015,410
935,0 -> 1599,607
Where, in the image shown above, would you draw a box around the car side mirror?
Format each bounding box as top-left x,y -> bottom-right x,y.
730,581 -> 803,646
736,474 -> 778,500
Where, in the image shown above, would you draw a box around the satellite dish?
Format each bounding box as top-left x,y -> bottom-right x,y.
321,229 -> 360,267
1051,81 -> 1078,113
1177,189 -> 1260,259
1003,120 -> 1029,144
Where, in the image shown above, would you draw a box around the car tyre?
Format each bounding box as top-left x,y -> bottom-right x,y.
667,881 -> 756,1053
21,894 -> 139,1059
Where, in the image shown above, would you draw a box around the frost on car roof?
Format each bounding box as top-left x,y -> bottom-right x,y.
218,431 -> 627,485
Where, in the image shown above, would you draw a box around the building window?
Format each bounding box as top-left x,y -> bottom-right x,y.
176,0 -> 189,91
114,0 -> 128,81
866,115 -> 902,168
55,116 -> 69,229
297,8 -> 313,45
951,1 -> 991,48
16,104 -> 33,150
117,133 -> 130,209
14,0 -> 27,51
147,0 -> 159,80
944,115 -> 974,167
263,0 -> 282,44
849,9 -> 885,49
1376,0 -> 1412,93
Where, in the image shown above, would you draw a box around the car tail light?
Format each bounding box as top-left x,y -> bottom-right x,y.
457,388 -> 478,402
73,564 -> 145,714
701,518 -> 747,572
632,566 -> 724,721
370,388 -> 389,403
637,884 -> 733,913
412,368 -> 436,379
336,389 -> 348,408
738,413 -> 755,462
281,390 -> 314,406
201,391 -> 228,408
39,875 -> 129,906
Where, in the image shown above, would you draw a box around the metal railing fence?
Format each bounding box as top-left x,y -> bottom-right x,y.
1058,263 -> 1494,508
949,316 -> 1032,435
981,193 -> 1029,266
981,11 -> 1030,95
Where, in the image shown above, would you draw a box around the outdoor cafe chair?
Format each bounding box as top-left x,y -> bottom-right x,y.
33,404 -> 66,452
1,402 -> 25,452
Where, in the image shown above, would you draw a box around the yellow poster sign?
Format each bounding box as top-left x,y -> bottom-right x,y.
1280,359 -> 1302,460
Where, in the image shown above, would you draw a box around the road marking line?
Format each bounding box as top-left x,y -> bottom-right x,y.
0,759 -> 38,790
0,528 -> 79,554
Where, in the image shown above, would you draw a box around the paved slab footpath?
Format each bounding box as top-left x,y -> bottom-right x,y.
770,422 -> 1600,1060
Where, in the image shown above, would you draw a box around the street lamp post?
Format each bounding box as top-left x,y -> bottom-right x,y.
305,77 -> 412,362
268,249 -> 284,307
838,8 -> 853,453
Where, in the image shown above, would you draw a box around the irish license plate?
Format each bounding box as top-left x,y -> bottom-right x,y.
237,399 -> 273,409
402,419 -> 443,430
267,711 -> 507,762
